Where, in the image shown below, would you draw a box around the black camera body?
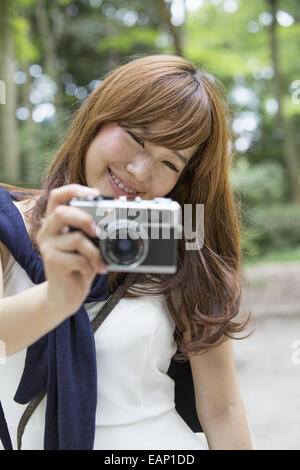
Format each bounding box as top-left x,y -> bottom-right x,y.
68,194 -> 182,274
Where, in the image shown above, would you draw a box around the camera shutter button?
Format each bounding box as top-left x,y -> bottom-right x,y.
154,197 -> 171,203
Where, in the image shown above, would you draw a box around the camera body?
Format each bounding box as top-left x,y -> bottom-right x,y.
68,195 -> 182,274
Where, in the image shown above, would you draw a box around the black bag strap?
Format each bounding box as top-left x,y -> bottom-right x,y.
17,273 -> 137,450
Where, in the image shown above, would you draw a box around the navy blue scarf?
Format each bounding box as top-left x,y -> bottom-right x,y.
0,185 -> 111,449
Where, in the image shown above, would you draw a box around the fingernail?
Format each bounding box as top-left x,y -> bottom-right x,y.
98,263 -> 108,274
90,222 -> 97,234
81,187 -> 99,196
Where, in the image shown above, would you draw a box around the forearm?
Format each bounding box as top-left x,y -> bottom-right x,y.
0,282 -> 69,357
200,403 -> 253,450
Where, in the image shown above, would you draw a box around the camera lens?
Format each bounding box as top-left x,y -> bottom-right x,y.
99,220 -> 149,267
118,239 -> 133,252
109,237 -> 140,263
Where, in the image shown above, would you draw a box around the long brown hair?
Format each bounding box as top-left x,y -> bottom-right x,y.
4,55 -> 251,361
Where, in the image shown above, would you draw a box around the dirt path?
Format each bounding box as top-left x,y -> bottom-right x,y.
234,262 -> 300,449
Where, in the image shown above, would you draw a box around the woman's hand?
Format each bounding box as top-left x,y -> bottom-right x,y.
36,184 -> 108,317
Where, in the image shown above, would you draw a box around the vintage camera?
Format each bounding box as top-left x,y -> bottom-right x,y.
68,194 -> 182,273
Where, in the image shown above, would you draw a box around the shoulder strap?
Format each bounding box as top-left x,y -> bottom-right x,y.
90,273 -> 137,331
17,273 -> 137,450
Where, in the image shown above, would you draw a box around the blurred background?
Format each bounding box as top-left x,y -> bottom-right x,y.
0,0 -> 299,450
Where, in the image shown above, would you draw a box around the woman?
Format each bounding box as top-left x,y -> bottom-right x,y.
0,54 -> 252,450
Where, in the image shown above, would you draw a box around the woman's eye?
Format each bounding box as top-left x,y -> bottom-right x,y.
126,130 -> 178,173
164,161 -> 179,173
126,131 -> 145,148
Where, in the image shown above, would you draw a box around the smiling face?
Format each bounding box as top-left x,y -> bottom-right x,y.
84,121 -> 198,200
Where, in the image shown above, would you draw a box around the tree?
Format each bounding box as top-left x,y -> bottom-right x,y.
34,0 -> 65,110
267,0 -> 300,204
0,0 -> 20,182
155,0 -> 183,56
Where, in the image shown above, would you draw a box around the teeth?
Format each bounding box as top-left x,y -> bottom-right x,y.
110,169 -> 137,194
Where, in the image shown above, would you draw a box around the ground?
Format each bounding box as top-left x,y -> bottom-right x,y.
234,261 -> 300,450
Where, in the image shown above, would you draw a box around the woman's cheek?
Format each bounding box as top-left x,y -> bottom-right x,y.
165,173 -> 180,192
153,177 -> 176,198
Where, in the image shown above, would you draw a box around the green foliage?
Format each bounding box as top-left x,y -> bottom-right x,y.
231,158 -> 299,262
244,246 -> 300,265
57,0 -> 73,5
12,16 -> 39,62
18,109 -> 72,187
241,204 -> 300,262
184,0 -> 270,77
16,0 -> 35,7
97,27 -> 159,54
230,158 -> 288,207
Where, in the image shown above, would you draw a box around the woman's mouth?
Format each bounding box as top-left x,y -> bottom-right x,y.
108,167 -> 143,198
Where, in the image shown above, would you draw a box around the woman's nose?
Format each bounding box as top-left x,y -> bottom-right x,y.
125,155 -> 153,184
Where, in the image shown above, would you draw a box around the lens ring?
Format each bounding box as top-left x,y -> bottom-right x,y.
98,219 -> 149,266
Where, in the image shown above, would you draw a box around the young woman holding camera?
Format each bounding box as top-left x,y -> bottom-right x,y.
0,55 -> 252,450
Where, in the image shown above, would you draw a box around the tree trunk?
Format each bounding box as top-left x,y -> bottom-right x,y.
155,0 -> 183,56
0,0 -> 21,183
18,5 -> 37,185
35,0 -> 63,110
268,0 -> 300,204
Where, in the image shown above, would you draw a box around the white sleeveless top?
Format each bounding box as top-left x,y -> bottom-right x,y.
0,204 -> 207,450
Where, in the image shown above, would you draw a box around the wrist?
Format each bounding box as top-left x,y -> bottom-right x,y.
41,281 -> 74,320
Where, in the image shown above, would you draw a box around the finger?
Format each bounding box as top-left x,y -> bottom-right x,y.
45,250 -> 95,278
42,205 -> 99,238
51,231 -> 106,273
46,184 -> 100,217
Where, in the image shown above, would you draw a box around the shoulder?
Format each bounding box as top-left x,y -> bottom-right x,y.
14,195 -> 38,212
0,239 -> 10,270
13,196 -> 37,218
0,197 -> 37,270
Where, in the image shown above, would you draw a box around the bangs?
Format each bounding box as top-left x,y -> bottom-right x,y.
116,73 -> 212,151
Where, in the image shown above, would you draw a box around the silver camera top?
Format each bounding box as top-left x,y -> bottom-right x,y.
69,194 -> 178,210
